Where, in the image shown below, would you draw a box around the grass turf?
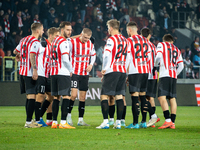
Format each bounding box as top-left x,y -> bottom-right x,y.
0,106 -> 200,150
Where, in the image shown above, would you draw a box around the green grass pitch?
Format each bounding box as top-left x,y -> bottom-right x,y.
0,106 -> 200,150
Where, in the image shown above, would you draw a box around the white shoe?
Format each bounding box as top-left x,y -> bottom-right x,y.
147,117 -> 158,127
113,122 -> 121,129
67,115 -> 73,126
77,120 -> 90,126
96,122 -> 109,129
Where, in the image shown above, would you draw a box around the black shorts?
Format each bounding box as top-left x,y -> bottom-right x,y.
128,73 -> 148,93
22,76 -> 37,94
19,75 -> 26,94
71,74 -> 89,91
158,77 -> 177,99
101,72 -> 126,96
51,75 -> 71,96
36,76 -> 51,94
146,79 -> 157,98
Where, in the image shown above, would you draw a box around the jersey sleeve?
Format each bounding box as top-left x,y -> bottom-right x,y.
104,38 -> 114,54
90,45 -> 96,65
60,41 -> 70,55
15,43 -> 21,52
156,42 -> 163,54
67,38 -> 73,53
177,50 -> 183,64
30,41 -> 40,54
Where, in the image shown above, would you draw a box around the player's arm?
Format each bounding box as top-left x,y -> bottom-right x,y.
125,43 -> 131,73
86,45 -> 96,72
153,43 -> 163,75
71,34 -> 81,39
14,43 -> 21,61
176,52 -> 184,75
61,41 -> 73,76
101,39 -> 114,75
30,42 -> 40,80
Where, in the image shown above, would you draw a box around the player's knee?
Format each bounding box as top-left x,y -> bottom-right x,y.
71,93 -> 77,100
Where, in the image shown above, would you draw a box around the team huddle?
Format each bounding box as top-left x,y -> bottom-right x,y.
13,19 -> 184,130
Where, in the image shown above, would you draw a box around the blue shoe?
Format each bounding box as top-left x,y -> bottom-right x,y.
125,123 -> 139,129
121,121 -> 126,127
139,122 -> 147,128
38,118 -> 48,127
96,122 -> 109,129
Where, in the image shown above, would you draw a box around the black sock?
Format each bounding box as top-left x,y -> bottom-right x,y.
109,105 -> 115,118
131,96 -> 140,124
163,110 -> 170,120
35,102 -> 41,121
26,99 -> 35,122
61,99 -> 70,120
68,99 -> 75,113
149,106 -> 156,119
101,100 -> 109,119
146,101 -> 155,116
152,107 -> 156,112
40,100 -> 50,117
122,106 -> 126,120
79,101 -> 85,118
52,99 -> 60,121
25,98 -> 28,115
46,113 -> 52,120
140,95 -> 148,123
116,99 -> 124,120
171,114 -> 176,123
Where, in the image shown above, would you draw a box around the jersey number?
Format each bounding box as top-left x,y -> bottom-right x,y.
115,44 -> 127,59
52,45 -> 58,60
22,44 -> 26,59
168,48 -> 178,64
135,43 -> 148,59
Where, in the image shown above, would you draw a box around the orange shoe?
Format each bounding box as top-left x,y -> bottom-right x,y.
51,123 -> 57,129
158,121 -> 173,129
156,118 -> 160,123
151,125 -> 156,128
59,123 -> 76,129
170,123 -> 175,129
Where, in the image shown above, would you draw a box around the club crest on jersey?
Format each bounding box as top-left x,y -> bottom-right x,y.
106,44 -> 112,47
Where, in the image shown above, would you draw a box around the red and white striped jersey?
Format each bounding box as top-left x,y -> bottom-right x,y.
127,35 -> 151,74
155,42 -> 183,79
103,34 -> 131,75
50,36 -> 71,76
36,39 -> 51,78
15,35 -> 40,77
148,41 -> 158,79
70,37 -> 96,75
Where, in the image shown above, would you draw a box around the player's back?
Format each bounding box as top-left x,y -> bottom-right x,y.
50,36 -> 70,76
16,35 -> 40,76
104,34 -> 130,74
156,42 -> 183,79
127,34 -> 150,74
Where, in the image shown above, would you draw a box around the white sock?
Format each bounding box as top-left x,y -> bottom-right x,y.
40,117 -> 42,120
68,113 -> 71,117
53,121 -> 58,124
26,121 -> 31,124
110,118 -> 114,122
151,114 -> 157,119
103,119 -> 108,124
116,120 -> 121,125
165,119 -> 171,122
60,120 -> 66,124
46,120 -> 52,123
78,117 -> 83,122
121,119 -> 125,122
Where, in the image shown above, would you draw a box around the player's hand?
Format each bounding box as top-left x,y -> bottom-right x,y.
70,72 -> 72,77
101,76 -> 104,82
126,77 -> 129,86
152,67 -> 157,76
101,70 -> 106,76
32,69 -> 38,80
15,54 -> 20,62
40,37 -> 47,47
86,64 -> 93,72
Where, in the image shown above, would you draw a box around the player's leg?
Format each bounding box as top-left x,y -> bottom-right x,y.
24,76 -> 41,128
169,97 -> 177,129
108,95 -> 115,125
58,76 -> 75,129
67,74 -> 79,125
46,99 -> 53,126
77,75 -> 90,126
121,96 -> 126,126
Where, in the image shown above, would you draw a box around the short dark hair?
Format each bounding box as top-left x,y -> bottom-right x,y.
141,27 -> 151,38
31,22 -> 43,32
126,21 -> 137,28
59,21 -> 71,30
163,34 -> 174,42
